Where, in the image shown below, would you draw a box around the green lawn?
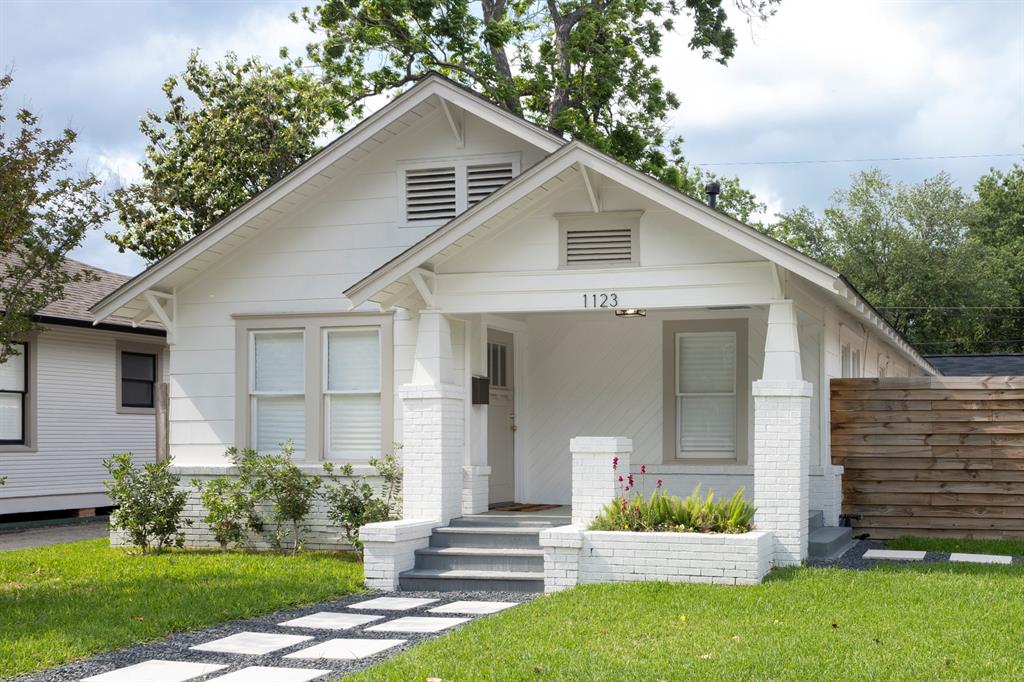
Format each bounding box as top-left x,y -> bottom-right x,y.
355,563 -> 1024,681
887,536 -> 1024,557
0,538 -> 363,677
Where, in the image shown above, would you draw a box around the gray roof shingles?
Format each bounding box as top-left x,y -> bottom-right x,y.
0,253 -> 163,333
925,354 -> 1024,377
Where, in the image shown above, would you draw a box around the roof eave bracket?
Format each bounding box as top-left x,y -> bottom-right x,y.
440,99 -> 465,149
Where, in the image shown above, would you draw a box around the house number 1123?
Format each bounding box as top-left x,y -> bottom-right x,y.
583,293 -> 619,308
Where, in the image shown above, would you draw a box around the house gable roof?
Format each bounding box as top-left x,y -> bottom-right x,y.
90,73 -> 564,323
344,140 -> 935,375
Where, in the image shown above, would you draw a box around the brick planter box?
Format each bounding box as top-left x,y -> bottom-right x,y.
539,525 -> 773,592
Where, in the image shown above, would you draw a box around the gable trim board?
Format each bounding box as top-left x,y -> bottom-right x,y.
89,74 -> 563,324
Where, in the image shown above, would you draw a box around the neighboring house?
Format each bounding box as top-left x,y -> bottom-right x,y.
92,75 -> 935,584
926,354 -> 1024,376
0,256 -> 167,515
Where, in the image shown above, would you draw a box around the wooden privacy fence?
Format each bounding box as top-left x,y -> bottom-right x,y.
831,376 -> 1024,539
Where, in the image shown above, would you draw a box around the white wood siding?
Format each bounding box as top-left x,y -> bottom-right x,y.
0,326 -> 166,514
169,109 -> 546,464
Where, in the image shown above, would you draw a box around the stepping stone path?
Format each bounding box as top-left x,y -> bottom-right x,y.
862,549 -> 927,561
35,592 -> 527,682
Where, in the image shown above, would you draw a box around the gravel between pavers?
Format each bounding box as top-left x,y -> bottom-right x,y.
13,590 -> 537,682
807,539 -> 1024,570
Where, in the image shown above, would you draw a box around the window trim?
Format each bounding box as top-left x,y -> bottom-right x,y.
249,328 -> 306,457
116,341 -> 163,415
0,341 -> 29,447
234,312 -> 394,463
398,152 -> 522,227
557,210 -> 642,269
662,319 -> 748,465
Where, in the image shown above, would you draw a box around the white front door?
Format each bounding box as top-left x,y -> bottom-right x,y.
487,329 -> 515,504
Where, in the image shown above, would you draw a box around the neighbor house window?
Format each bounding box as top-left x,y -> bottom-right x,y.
120,351 -> 157,409
0,343 -> 27,444
675,332 -> 737,458
841,343 -> 861,378
250,330 -> 305,455
324,328 -> 381,460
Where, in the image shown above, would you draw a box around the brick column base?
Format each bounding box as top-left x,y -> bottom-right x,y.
570,437 -> 632,527
401,383 -> 465,525
753,380 -> 812,567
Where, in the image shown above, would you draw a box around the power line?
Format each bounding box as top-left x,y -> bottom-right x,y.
693,152 -> 1022,168
877,306 -> 1024,311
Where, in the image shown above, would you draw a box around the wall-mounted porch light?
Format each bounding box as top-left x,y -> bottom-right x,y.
615,308 -> 647,318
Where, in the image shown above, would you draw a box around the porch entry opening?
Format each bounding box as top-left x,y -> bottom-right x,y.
487,328 -> 515,504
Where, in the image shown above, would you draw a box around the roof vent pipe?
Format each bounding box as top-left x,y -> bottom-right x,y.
705,181 -> 721,209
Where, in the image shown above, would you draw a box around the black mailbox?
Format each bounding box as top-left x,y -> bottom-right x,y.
471,375 -> 490,405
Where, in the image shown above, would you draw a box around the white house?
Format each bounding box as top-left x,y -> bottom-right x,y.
92,75 -> 935,590
0,256 -> 168,516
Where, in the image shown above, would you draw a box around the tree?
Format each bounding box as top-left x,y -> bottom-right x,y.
767,170 -> 1013,354
108,51 -> 333,262
0,74 -> 109,363
293,0 -> 775,213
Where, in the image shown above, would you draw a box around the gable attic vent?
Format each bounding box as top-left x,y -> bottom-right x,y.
558,210 -> 643,268
405,166 -> 457,222
467,162 -> 515,206
565,228 -> 634,265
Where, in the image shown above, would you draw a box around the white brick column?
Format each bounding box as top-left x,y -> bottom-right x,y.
360,519 -> 437,590
539,525 -> 584,593
402,310 -> 465,525
570,436 -> 632,527
754,300 -> 812,567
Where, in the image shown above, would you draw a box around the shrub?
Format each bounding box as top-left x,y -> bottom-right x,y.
321,451 -> 403,555
193,475 -> 264,551
103,452 -> 191,553
590,464 -> 756,534
231,442 -> 320,554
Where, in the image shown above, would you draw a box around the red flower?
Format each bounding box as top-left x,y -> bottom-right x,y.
618,475 -> 623,482
612,456 -> 618,470
656,479 -> 663,488
627,473 -> 634,487
624,485 -> 630,492
640,464 -> 646,475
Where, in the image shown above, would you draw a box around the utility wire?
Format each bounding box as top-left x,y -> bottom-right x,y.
693,152 -> 1022,168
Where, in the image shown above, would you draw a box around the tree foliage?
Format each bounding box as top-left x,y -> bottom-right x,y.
0,74 -> 109,362
766,169 -> 1014,354
108,52 -> 333,262
294,0 -> 774,209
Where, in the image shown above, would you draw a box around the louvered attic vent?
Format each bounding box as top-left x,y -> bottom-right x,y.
564,228 -> 634,266
467,162 -> 515,206
405,167 -> 457,222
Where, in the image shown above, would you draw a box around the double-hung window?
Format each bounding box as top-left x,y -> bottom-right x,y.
324,328 -> 381,460
120,352 -> 157,409
675,332 -> 737,459
250,330 -> 305,455
0,343 -> 27,444
841,343 -> 861,378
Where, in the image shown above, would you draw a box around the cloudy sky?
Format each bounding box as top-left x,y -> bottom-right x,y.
1,0 -> 1021,276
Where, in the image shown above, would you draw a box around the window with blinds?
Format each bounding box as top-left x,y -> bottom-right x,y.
251,331 -> 305,455
325,328 -> 381,460
564,228 -> 634,266
404,167 -> 457,222
0,343 -> 27,444
467,162 -> 514,206
675,332 -> 737,458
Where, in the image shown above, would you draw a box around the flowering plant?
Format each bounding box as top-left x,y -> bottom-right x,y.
590,463 -> 755,534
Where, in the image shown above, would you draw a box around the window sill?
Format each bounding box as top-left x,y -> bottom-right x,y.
0,444 -> 36,454
646,463 -> 753,476
169,463 -> 381,478
117,406 -> 156,415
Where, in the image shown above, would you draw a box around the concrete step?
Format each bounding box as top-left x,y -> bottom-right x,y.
808,525 -> 855,559
808,509 -> 824,531
414,546 -> 544,572
449,514 -> 570,528
399,568 -> 545,593
429,526 -> 543,549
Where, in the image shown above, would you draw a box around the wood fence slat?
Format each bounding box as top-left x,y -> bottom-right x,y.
833,376 -> 1024,538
